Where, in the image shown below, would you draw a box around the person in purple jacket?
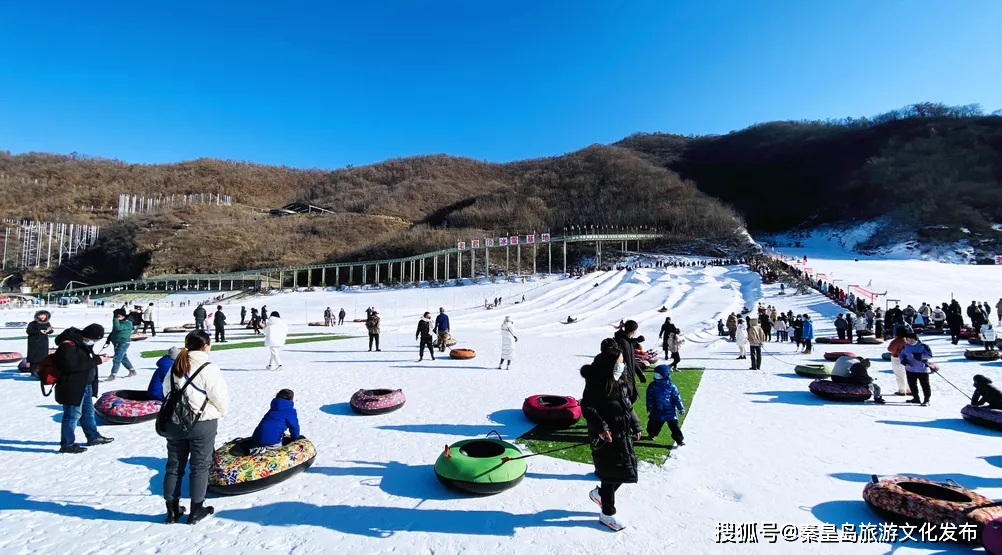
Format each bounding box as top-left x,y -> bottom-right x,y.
900,332 -> 934,406
250,389 -> 301,454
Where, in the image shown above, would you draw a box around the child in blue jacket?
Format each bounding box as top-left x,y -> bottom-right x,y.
147,346 -> 180,402
251,389 -> 301,454
646,364 -> 686,445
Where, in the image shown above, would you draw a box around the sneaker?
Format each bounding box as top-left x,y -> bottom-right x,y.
277,365 -> 283,371
893,392 -> 907,396
922,400 -> 930,406
873,397 -> 886,404
589,487 -> 602,507
104,374 -> 116,382
127,370 -> 137,377
265,366 -> 272,371
86,436 -> 114,446
59,444 -> 87,454
599,513 -> 626,532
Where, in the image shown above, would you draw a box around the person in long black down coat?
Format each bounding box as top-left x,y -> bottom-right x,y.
25,310 -> 53,374
581,339 -> 641,532
613,321 -> 647,404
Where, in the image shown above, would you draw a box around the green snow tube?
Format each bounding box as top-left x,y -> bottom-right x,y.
795,364 -> 831,378
882,352 -> 893,361
434,436 -> 526,495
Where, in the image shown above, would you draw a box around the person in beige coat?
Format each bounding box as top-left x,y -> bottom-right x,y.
747,317 -> 767,370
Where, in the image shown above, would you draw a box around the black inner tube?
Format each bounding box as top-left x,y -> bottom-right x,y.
365,389 -> 395,396
537,396 -> 569,408
898,482 -> 973,504
460,440 -> 506,458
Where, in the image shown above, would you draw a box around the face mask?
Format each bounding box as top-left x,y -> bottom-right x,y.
613,362 -> 624,380
83,340 -> 95,346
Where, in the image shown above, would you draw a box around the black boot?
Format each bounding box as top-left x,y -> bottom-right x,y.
187,501 -> 215,525
165,500 -> 186,524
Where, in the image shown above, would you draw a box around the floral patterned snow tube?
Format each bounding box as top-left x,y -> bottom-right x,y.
350,388 -> 406,415
95,390 -> 162,424
0,352 -> 24,364
208,436 -> 317,496
808,379 -> 872,402
863,475 -> 1002,543
961,405 -> 1002,431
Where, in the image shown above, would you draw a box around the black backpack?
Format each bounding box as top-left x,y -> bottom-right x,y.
155,362 -> 211,440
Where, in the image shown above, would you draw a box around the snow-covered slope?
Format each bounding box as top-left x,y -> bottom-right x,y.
0,259 -> 996,554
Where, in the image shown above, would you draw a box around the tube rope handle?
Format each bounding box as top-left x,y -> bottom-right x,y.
485,430 -> 504,441
501,441 -> 592,463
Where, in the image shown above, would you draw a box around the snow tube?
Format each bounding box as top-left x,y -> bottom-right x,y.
95,390 -> 162,424
657,307 -> 668,313
970,338 -> 985,346
522,395 -> 582,427
207,436 -> 317,496
824,351 -> 856,362
5,321 -> 28,328
163,327 -> 187,333
130,333 -> 148,342
858,330 -> 874,337
183,323 -> 197,329
307,321 -> 325,326
450,348 -> 476,360
882,352 -> 893,361
634,349 -> 660,364
922,328 -> 948,335
858,337 -> 883,345
863,475 -> 1002,543
794,364 -> 831,378
809,379 -> 872,402
961,405 -> 1002,431
352,318 -> 366,323
434,437 -> 526,495
959,328 -> 976,339
965,350 -> 1002,361
350,388 -> 406,415
817,337 -> 851,345
0,352 -> 23,364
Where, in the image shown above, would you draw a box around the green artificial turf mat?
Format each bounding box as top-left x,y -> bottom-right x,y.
517,368 -> 703,465
139,334 -> 356,358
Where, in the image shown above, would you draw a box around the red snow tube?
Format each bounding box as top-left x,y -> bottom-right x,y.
809,379 -> 871,402
352,319 -> 366,323
959,328 -> 976,339
817,337 -> 851,345
308,321 -> 326,327
95,390 -> 162,424
522,395 -> 582,428
863,475 -> 1002,543
449,349 -> 476,360
0,352 -> 23,364
824,351 -> 856,362
350,389 -> 406,415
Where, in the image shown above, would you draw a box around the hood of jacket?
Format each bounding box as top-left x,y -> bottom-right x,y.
34,310 -> 51,323
55,327 -> 86,347
269,397 -> 295,412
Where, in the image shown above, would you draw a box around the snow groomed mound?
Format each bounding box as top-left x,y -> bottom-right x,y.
863,475 -> 1002,543
0,352 -> 23,364
207,436 -> 317,496
349,388 -> 406,415
808,379 -> 871,402
961,405 -> 1002,431
522,395 -> 582,428
794,364 -> 831,378
434,436 -> 526,495
449,348 -> 476,360
823,351 -> 855,362
95,390 -> 162,424
965,350 -> 1001,361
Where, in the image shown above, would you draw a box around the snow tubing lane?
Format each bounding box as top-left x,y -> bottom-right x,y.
130,333 -> 148,341
809,379 -> 871,402
522,395 -> 583,427
95,390 -> 162,424
961,405 -> 1002,431
163,327 -> 187,333
794,364 -> 831,378
823,351 -> 856,362
450,348 -> 476,360
350,388 -> 406,415
434,438 -> 526,495
965,350 -> 1002,361
816,337 -> 851,345
0,352 -> 24,364
858,337 -> 884,345
208,436 -> 317,496
882,352 -> 893,361
863,475 -> 1002,543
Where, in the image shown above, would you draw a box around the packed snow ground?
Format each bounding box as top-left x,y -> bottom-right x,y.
0,258 -> 998,554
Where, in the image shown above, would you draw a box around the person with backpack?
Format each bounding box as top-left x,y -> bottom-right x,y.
105,309 -> 135,381
162,330 -> 229,525
53,324 -> 114,454
212,306 -> 227,343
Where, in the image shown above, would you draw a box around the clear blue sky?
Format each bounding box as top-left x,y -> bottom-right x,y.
1,0 -> 1000,169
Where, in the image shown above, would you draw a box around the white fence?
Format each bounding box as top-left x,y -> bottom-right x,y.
117,193 -> 233,220
1,220 -> 101,271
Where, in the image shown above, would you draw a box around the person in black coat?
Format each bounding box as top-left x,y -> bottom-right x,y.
947,309 -> 964,345
415,312 -> 435,361
658,317 -> 677,355
240,306 -> 247,325
972,374 -> 1002,409
581,340 -> 641,531
213,305 -> 227,343
193,304 -> 207,331
25,310 -> 53,374
54,324 -> 114,454
613,321 -> 647,404
127,306 -> 144,329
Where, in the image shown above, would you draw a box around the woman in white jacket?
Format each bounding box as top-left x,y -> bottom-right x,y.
735,320 -> 748,360
499,316 -> 518,370
163,330 -> 229,525
264,311 -> 288,371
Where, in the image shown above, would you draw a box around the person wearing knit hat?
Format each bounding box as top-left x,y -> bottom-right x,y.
54,324 -> 113,454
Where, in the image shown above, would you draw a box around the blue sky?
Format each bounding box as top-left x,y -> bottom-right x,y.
1,1 -> 999,169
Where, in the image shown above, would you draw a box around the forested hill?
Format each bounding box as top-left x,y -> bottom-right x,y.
618,103 -> 1002,252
